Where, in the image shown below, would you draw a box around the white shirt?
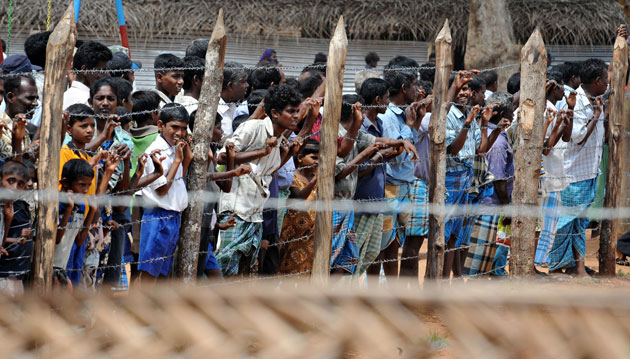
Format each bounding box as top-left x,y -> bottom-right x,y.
53,209 -> 85,268
62,80 -> 90,110
484,89 -> 494,100
563,86 -> 605,183
218,97 -> 237,137
542,100 -> 568,193
139,135 -> 189,212
218,117 -> 282,223
152,88 -> 173,109
174,93 -> 198,116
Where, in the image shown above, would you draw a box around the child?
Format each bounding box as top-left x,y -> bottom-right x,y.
175,55 -> 204,115
0,161 -> 30,296
137,103 -> 192,281
153,54 -> 185,108
215,84 -> 310,276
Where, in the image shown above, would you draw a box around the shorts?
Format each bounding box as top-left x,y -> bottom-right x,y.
138,208 -> 181,277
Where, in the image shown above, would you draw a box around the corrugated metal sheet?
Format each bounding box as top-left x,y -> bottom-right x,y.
6,34 -> 615,94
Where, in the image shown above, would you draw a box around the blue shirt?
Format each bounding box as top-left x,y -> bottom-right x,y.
480,122 -> 514,205
445,106 -> 481,173
354,115 -> 385,200
379,103 -> 419,185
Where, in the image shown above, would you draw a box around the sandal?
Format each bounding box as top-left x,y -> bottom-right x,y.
616,258 -> 630,266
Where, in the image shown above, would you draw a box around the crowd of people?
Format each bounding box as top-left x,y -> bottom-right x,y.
0,23 -> 624,293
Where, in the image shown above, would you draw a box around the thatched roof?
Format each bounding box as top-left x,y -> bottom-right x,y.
0,0 -> 626,47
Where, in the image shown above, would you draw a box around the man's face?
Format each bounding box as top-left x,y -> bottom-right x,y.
212,122 -> 223,143
229,76 -> 249,102
598,68 -> 609,96
8,79 -> 39,118
471,84 -> 486,106
159,120 -> 188,146
273,105 -> 300,131
457,84 -> 472,105
85,60 -> 110,86
377,91 -> 390,114
159,71 -> 184,96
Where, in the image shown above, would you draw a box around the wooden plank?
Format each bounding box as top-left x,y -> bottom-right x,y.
311,17 -> 347,285
599,35 -> 628,276
176,9 -> 227,281
32,2 -> 77,292
509,29 -> 547,276
425,20 -> 452,279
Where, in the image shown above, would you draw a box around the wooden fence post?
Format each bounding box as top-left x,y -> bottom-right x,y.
32,2 -> 76,291
425,20 -> 452,279
176,9 -> 227,282
599,34 -> 628,276
621,89 -> 630,236
509,29 -> 547,276
311,17 -> 347,285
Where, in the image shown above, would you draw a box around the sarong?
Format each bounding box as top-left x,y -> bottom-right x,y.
216,214 -> 263,276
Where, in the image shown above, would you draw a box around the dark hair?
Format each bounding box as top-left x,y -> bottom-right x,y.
300,139 -> 319,157
131,90 -> 161,126
182,56 -> 205,91
108,77 -> 133,106
189,111 -> 221,133
340,94 -> 364,123
479,70 -> 498,87
384,67 -> 416,97
418,80 -> 433,95
154,54 -> 184,75
507,72 -> 521,94
419,63 -> 435,83
580,58 -> 607,85
284,77 -> 298,90
73,41 -> 112,71
1,39 -> 5,54
547,70 -> 563,84
249,66 -> 281,91
159,103 -> 189,125
2,75 -> 35,100
89,77 -> 116,102
365,52 -> 380,65
222,61 -> 247,91
247,89 -> 267,115
0,160 -> 29,181
468,75 -> 485,92
24,31 -> 52,68
559,61 -> 581,84
185,39 -> 209,58
66,103 -> 95,126
232,114 -> 248,132
264,84 -> 302,118
359,77 -> 389,105
385,56 -> 419,70
314,52 -> 327,64
61,158 -> 94,186
115,106 -> 133,126
298,69 -> 324,98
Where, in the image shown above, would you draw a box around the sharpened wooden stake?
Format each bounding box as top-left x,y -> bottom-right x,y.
176,9 -> 227,282
32,2 -> 77,292
510,29 -> 547,276
426,19 -> 452,279
599,34 -> 628,276
311,16 -> 347,285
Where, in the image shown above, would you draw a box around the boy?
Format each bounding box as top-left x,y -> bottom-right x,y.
63,41 -> 112,109
60,104 -> 99,196
138,103 -> 192,281
215,84 -> 310,276
219,61 -> 249,137
153,54 -> 185,108
548,59 -> 607,276
175,55 -> 205,116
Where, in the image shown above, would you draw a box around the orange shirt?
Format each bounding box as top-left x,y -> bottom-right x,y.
59,145 -> 97,195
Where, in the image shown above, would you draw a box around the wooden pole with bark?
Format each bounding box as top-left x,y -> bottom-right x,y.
599,35 -> 628,276
176,9 -> 227,281
509,29 -> 547,276
32,2 -> 76,292
311,17 -> 347,285
425,20 -> 452,279
621,89 -> 630,237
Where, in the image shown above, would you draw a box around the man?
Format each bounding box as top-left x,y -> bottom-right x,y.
1,75 -> 39,158
219,61 -> 249,137
63,41 -> 112,109
174,56 -> 204,116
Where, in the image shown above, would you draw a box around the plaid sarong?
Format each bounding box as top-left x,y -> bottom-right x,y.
216,214 -> 263,276
276,188 -> 291,234
381,183 -> 411,250
406,179 -> 428,237
353,213 -> 383,277
463,215 -> 499,275
535,191 -> 561,266
331,211 -> 357,273
548,178 -> 596,270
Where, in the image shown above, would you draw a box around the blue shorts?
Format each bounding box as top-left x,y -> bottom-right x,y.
138,208 -> 181,277
204,241 -> 220,271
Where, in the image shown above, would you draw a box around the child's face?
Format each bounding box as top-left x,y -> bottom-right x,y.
65,176 -> 93,195
159,120 -> 188,146
158,71 -> 184,96
299,153 -> 318,175
68,117 -> 96,145
1,173 -> 27,192
272,105 -> 300,131
212,122 -> 223,143
90,85 -> 117,117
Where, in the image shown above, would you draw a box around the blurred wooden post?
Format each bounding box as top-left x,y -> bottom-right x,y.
312,17 -> 347,285
425,20 -> 452,279
599,35 -> 628,276
32,3 -> 76,292
176,9 -> 227,282
509,29 -> 547,276
621,90 -> 630,236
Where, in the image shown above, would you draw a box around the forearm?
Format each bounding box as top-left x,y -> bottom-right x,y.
448,128 -> 469,156
336,151 -> 373,180
56,209 -> 73,244
218,148 -> 268,165
495,180 -> 510,205
120,160 -> 131,191
291,180 -> 317,199
85,132 -> 109,152
577,119 -> 598,145
476,128 -> 488,154
75,208 -> 96,246
562,119 -> 573,142
97,169 -> 116,195
486,128 -> 502,153
155,160 -> 182,196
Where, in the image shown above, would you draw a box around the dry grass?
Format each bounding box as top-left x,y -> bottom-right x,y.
0,0 -> 625,47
